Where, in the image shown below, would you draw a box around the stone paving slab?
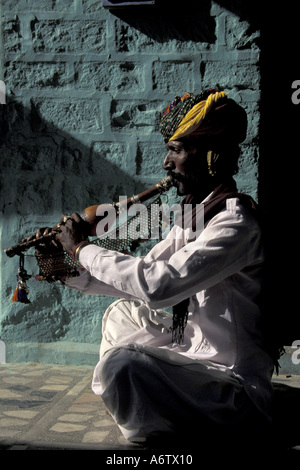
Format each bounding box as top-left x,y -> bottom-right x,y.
0,362 -> 138,451
0,362 -> 300,461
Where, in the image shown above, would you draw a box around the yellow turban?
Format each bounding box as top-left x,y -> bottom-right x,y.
170,91 -> 227,141
160,89 -> 247,145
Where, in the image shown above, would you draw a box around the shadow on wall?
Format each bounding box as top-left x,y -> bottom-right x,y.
0,97 -> 148,222
215,0 -> 262,29
112,0 -> 216,45
111,0 -> 262,44
273,382 -> 300,449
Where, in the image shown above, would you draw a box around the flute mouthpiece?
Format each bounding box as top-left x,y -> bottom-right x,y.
156,175 -> 173,192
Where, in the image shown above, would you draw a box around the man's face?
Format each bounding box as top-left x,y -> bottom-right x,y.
163,140 -> 208,196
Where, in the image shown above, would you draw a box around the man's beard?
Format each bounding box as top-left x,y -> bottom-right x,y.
168,171 -> 193,196
168,169 -> 212,199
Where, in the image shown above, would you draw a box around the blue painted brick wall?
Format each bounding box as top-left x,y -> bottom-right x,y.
0,0 -> 261,364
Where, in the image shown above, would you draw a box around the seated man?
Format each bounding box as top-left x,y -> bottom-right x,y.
56,89 -> 274,443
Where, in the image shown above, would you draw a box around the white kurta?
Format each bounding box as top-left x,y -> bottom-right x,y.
66,195 -> 274,440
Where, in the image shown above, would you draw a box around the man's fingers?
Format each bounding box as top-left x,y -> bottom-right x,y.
70,213 -> 83,224
35,227 -> 51,239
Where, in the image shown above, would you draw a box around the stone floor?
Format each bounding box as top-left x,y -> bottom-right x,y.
0,362 -> 134,450
0,362 -> 299,464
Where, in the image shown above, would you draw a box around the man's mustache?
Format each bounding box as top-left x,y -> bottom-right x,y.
167,171 -> 186,183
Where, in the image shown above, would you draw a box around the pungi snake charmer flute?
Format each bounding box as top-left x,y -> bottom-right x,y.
4,176 -> 173,301
4,176 -> 173,258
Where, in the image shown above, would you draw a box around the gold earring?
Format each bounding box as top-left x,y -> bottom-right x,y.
207,150 -> 216,176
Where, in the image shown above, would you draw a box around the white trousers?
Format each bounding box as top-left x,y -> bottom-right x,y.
92,300 -> 257,442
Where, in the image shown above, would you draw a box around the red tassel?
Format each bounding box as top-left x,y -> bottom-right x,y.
12,281 -> 31,304
12,285 -> 19,302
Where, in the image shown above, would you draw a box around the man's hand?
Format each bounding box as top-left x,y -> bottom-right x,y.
56,213 -> 89,255
22,226 -> 61,255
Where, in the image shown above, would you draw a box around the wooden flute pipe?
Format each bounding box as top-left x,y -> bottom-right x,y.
4,176 -> 173,258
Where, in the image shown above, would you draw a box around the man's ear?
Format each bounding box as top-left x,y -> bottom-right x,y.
207,150 -> 218,176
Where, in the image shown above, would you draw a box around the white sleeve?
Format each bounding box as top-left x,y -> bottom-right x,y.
65,224 -> 180,297
65,267 -> 136,299
76,199 -> 263,309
